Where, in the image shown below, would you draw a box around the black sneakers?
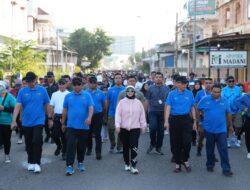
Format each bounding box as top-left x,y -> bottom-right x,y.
222,170 -> 233,177
147,145 -> 154,154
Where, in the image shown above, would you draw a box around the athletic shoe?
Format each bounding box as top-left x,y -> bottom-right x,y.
62,153 -> 66,160
235,141 -> 241,148
17,139 -> 23,144
146,145 -> 154,154
5,155 -> 11,163
86,150 -> 92,156
222,170 -> 233,177
33,164 -> 41,173
54,147 -> 61,156
227,140 -> 231,148
247,153 -> 250,159
130,167 -> 139,174
27,164 -> 35,171
155,148 -> 164,155
65,166 -> 74,175
116,148 -> 123,154
109,146 -> 115,153
96,154 -> 102,160
77,163 -> 85,172
124,165 -> 131,171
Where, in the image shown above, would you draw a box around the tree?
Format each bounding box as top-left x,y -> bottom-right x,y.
0,38 -> 46,76
68,28 -> 113,69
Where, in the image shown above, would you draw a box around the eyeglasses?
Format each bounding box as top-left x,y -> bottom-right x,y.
126,89 -> 135,93
58,82 -> 66,85
228,80 -> 235,83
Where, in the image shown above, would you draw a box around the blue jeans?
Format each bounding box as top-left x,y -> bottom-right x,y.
149,111 -> 164,148
205,131 -> 231,171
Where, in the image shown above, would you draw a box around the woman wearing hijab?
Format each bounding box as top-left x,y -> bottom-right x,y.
0,81 -> 16,163
115,85 -> 146,174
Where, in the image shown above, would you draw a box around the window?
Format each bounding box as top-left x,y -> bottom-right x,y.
225,8 -> 230,27
235,3 -> 241,24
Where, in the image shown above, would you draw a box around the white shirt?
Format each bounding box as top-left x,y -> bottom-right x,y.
50,90 -> 70,114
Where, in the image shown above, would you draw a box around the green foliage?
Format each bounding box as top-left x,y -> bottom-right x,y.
68,28 -> 113,69
0,39 -> 46,76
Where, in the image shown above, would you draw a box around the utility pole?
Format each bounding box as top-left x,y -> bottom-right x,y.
192,0 -> 197,73
174,13 -> 178,74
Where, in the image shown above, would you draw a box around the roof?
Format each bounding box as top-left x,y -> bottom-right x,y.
181,33 -> 250,50
38,8 -> 49,15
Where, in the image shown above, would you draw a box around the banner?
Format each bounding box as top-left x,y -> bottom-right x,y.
188,0 -> 216,17
209,51 -> 247,68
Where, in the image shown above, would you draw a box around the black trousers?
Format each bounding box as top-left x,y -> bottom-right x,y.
244,116 -> 250,152
120,128 -> 140,167
23,126 -> 43,164
169,115 -> 192,165
87,112 -> 103,155
0,125 -> 12,155
66,128 -> 88,166
51,114 -> 66,153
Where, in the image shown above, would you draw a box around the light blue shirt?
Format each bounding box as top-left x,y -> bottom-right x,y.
16,85 -> 50,127
197,95 -> 231,133
195,89 -> 211,104
63,91 -> 94,130
86,89 -> 106,114
221,85 -> 241,114
107,86 -> 125,117
166,89 -> 194,115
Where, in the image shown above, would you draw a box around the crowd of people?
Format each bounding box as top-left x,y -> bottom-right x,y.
0,70 -> 249,177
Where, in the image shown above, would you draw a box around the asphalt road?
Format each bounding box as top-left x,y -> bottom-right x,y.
0,132 -> 250,190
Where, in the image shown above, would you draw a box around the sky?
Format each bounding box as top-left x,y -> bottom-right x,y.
36,0 -> 187,51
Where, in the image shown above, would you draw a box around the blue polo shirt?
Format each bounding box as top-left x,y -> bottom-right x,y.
86,88 -> 106,114
221,85 -> 241,114
197,95 -> 231,133
16,85 -> 50,127
235,94 -> 250,118
195,89 -> 211,104
166,89 -> 194,115
63,91 -> 94,130
107,85 -> 125,117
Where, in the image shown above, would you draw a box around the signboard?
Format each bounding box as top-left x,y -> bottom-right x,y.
209,51 -> 247,68
188,0 -> 216,17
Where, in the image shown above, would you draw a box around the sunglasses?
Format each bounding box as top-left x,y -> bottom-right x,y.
126,89 -> 135,93
73,83 -> 82,86
228,80 -> 234,83
58,82 -> 66,85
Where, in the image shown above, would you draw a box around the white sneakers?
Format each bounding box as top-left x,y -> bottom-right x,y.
247,153 -> 250,159
17,139 -> 23,144
124,165 -> 139,174
5,155 -> 11,163
130,167 -> 139,174
27,164 -> 41,173
124,165 -> 131,171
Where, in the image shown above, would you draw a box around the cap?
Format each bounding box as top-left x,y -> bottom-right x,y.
58,78 -> 67,85
126,85 -> 135,91
25,72 -> 36,82
46,71 -> 54,77
89,76 -> 97,83
176,76 -> 188,84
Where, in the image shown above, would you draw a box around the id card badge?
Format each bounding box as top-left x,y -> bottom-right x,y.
158,99 -> 163,104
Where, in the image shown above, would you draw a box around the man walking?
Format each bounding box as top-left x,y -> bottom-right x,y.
48,78 -> 70,160
146,72 -> 170,155
62,77 -> 94,175
11,72 -> 50,173
44,71 -> 58,143
86,76 -> 107,160
107,73 -> 125,153
197,84 -> 233,176
221,76 -> 242,148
